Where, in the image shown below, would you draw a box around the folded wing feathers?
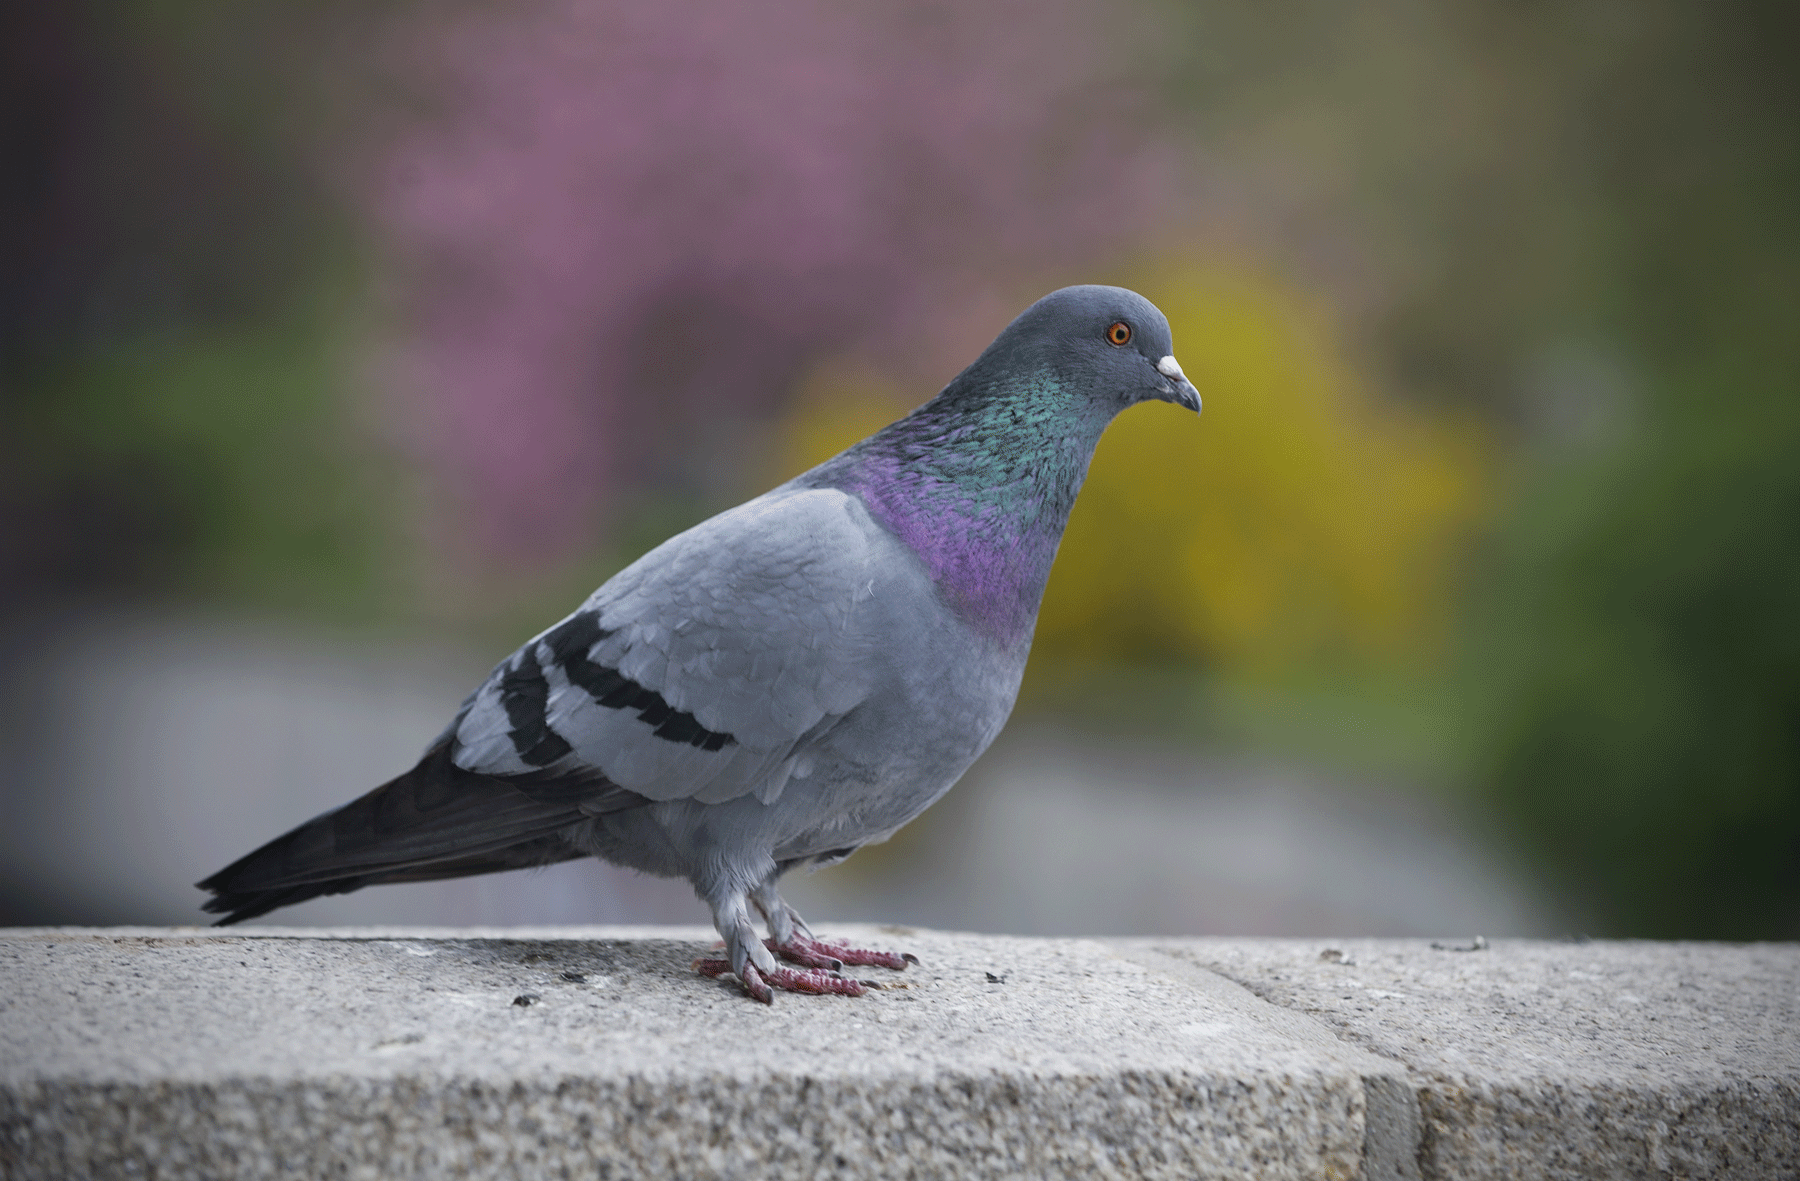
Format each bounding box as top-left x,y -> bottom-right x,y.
451,488 -> 883,805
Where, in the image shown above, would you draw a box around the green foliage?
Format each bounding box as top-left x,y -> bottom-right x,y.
1,0 -> 388,617
7,304 -> 392,617
1455,0 -> 1800,938
1471,378 -> 1800,938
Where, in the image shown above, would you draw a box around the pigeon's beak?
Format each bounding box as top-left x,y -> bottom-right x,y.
1155,355 -> 1201,414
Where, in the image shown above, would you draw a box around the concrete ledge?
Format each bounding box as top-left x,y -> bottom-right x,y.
2,929 -> 1795,1180
1163,938 -> 1800,1180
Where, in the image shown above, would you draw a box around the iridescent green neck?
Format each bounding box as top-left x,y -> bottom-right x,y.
807,372 -> 1117,646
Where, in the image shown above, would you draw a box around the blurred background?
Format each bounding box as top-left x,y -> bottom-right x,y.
3,0 -> 1794,939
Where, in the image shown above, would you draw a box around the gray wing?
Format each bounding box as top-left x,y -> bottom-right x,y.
449,486 -> 891,806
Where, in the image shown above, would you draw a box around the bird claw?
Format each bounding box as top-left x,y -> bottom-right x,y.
694,929 -> 914,1002
768,932 -> 917,972
763,935 -> 840,971
693,956 -> 866,1002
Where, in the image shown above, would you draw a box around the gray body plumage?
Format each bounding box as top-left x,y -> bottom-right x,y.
200,285 -> 1200,994
484,488 -> 1015,905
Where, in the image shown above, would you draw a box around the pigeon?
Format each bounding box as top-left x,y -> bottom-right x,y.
198,285 -> 1201,1002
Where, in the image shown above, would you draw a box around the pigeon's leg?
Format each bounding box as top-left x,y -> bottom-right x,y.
691,887 -> 865,1002
750,878 -> 918,973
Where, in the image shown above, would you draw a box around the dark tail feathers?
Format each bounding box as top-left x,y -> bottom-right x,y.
197,739 -> 644,925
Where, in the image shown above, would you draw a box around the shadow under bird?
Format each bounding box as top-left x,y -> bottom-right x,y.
199,285 -> 1202,1002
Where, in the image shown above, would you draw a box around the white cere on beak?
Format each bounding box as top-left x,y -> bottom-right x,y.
1157,355 -> 1186,380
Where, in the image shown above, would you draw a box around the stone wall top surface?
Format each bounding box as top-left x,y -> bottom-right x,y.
2,927 -> 1795,1180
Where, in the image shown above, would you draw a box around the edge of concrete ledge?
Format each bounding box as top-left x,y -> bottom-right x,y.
1111,942 -> 1424,1181
4,928 -> 1797,1181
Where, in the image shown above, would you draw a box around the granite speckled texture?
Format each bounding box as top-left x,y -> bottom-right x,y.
1161,938 -> 1800,1180
2,929 -> 1796,1180
1,928 -> 1384,1180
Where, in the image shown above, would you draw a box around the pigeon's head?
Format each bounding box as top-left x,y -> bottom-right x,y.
982,285 -> 1201,415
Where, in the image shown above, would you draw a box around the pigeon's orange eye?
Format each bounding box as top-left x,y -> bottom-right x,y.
1106,321 -> 1132,346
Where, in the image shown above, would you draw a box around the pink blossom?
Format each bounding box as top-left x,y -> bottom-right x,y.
368,0 -> 1180,560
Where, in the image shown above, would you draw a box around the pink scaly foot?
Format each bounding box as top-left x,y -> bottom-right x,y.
693,956 -> 867,1003
769,931 -> 919,973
